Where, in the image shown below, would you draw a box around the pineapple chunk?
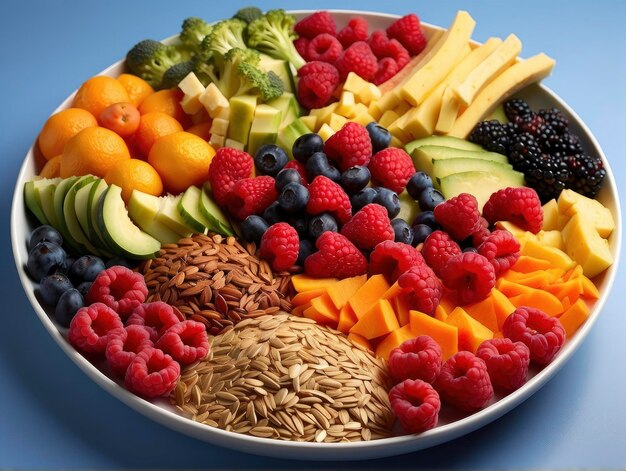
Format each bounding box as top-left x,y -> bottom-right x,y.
177,72 -> 205,114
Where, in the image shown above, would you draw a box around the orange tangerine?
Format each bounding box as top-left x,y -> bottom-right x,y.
186,121 -> 212,141
72,75 -> 131,119
39,155 -> 62,178
38,108 -> 98,160
104,158 -> 163,203
117,73 -> 154,107
60,126 -> 130,178
134,111 -> 183,156
148,131 -> 216,194
139,88 -> 191,127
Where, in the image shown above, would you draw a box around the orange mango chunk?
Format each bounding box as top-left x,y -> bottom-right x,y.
491,288 -> 517,330
445,307 -> 493,353
561,296 -> 572,312
508,289 -> 564,317
434,303 -> 448,322
561,264 -> 584,282
347,332 -> 373,352
521,239 -> 576,271
394,293 -> 413,326
382,281 -> 407,300
501,270 -> 554,289
303,294 -> 339,325
558,298 -> 590,338
511,255 -> 552,273
497,278 -> 538,297
463,295 -> 499,332
337,303 -> 358,334
439,292 -> 457,315
291,274 -> 338,292
291,288 -> 327,306
348,274 -> 390,319
409,310 -> 458,360
326,274 -> 367,309
350,299 -> 399,339
545,278 -> 584,302
291,303 -> 310,317
580,275 -> 600,299
375,325 -> 416,360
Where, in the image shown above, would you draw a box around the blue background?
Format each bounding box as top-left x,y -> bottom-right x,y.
1,0 -> 624,468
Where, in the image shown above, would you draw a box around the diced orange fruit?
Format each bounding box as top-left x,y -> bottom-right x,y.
348,274 -> 390,319
308,294 -> 340,323
497,278 -> 538,297
347,332 -> 373,352
350,299 -> 399,339
502,270 -> 554,289
375,325 -> 416,361
545,278 -> 583,302
434,303 -> 448,322
491,288 -> 516,330
445,307 -> 493,353
394,293 -> 413,326
558,298 -> 590,338
409,310 -> 458,360
580,275 -> 600,299
439,292 -> 457,314
326,274 -> 367,309
291,274 -> 338,292
291,303 -> 310,317
382,281 -> 407,300
291,288 -> 327,306
337,304 -> 358,334
463,295 -> 498,332
508,289 -> 564,317
521,239 -> 576,271
511,255 -> 552,273
561,264 -> 584,282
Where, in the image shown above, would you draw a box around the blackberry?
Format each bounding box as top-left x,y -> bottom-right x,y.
469,120 -> 510,154
504,99 -> 532,121
508,133 -> 542,173
538,108 -> 569,134
535,124 -> 558,152
548,132 -> 584,156
525,153 -> 571,202
565,153 -> 606,198
514,113 -> 544,136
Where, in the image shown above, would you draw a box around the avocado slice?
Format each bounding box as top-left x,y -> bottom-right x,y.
412,145 -> 509,176
267,92 -> 300,129
63,175 -> 105,255
127,190 -> 182,245
432,158 -> 514,188
405,135 -> 484,155
397,190 -> 420,226
228,94 -> 257,147
155,194 -> 195,237
200,183 -> 234,236
439,170 -> 525,210
87,178 -> 115,253
52,176 -> 82,253
247,104 -> 282,157
74,179 -> 114,256
177,186 -> 211,234
24,178 -> 61,225
259,53 -> 296,93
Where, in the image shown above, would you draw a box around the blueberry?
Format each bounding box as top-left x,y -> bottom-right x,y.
412,210 -> 438,229
240,215 -> 270,244
39,272 -> 73,306
28,225 -> 63,252
263,201 -> 285,225
105,256 -> 136,269
254,144 -> 289,176
278,182 -> 309,213
366,122 -> 391,152
54,288 -> 85,327
308,213 -> 338,240
27,242 -> 66,281
296,239 -> 315,267
406,172 -> 433,200
350,187 -> 378,213
373,188 -> 401,218
391,219 -> 413,245
411,224 -> 433,246
275,168 -> 302,192
340,166 -> 371,194
76,281 -> 93,298
59,254 -> 76,274
417,187 -> 445,212
68,255 -> 105,285
463,246 -> 478,253
305,152 -> 341,182
292,133 -> 324,163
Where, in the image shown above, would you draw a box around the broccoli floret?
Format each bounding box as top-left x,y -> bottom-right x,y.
126,39 -> 192,89
233,6 -> 263,24
179,17 -> 213,51
202,18 -> 248,59
246,9 -> 306,70
160,61 -> 195,89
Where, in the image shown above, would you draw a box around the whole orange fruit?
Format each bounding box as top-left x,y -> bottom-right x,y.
73,75 -> 130,119
38,108 -> 98,160
139,88 -> 191,128
39,155 -> 62,178
104,158 -> 163,203
117,73 -> 154,108
134,111 -> 183,157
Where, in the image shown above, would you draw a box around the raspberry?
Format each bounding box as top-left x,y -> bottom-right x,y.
386,14 -> 427,56
435,351 -> 494,411
373,57 -> 399,85
337,17 -> 369,48
259,222 -> 300,271
105,325 -> 153,376
86,266 -> 148,320
502,307 -> 566,365
294,11 -> 336,39
476,338 -> 530,392
483,187 -> 543,234
388,336 -> 442,384
306,175 -> 352,224
297,61 -> 340,110
397,261 -> 442,315
389,379 -> 440,434
126,301 -> 181,342
227,176 -> 277,220
156,320 -> 209,365
293,37 -> 310,60
367,30 -> 390,59
422,230 -> 462,277
433,193 -> 481,242
471,217 -> 491,247
125,347 -> 180,398
478,229 -> 521,276
306,33 -> 343,63
439,252 -> 496,305
335,41 -> 378,82
208,147 -> 254,206
324,121 -> 373,171
304,232 -> 367,278
369,240 -> 423,282
340,203 -> 394,250
384,39 -> 410,69
68,302 -> 124,354
368,147 -> 415,193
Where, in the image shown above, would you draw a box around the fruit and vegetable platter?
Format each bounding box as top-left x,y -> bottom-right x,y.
13,6 -> 620,458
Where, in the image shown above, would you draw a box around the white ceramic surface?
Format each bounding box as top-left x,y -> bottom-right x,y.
10,10 -> 621,460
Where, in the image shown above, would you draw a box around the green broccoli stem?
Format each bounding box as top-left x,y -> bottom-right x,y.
265,24 -> 306,70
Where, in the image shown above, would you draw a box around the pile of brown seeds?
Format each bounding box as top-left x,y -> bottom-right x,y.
172,313 -> 395,442
138,233 -> 292,336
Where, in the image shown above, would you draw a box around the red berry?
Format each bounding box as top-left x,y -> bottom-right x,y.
306,33 -> 343,63
367,30 -> 390,59
324,122 -> 372,171
369,240 -> 423,282
389,379 -> 440,434
368,147 -> 415,193
471,217 -> 491,247
283,160 -> 308,186
294,11 -> 337,39
156,320 -> 209,365
384,39 -> 410,69
373,57 -> 399,85
337,17 -> 369,48
259,222 -> 300,271
439,252 -> 496,305
227,176 -> 277,220
126,301 -> 181,342
483,187 -> 543,234
397,260 -> 442,315
293,37 -> 310,60
86,266 -> 147,320
435,351 -> 494,412
502,306 -> 566,365
208,147 -> 254,206
335,41 -> 378,82
478,229 -> 521,276
476,338 -> 530,392
305,232 -> 367,278
422,230 -> 462,277
306,175 -> 352,224
125,347 -> 180,398
68,302 -> 124,354
433,193 -> 481,242
388,336 -> 442,384
341,203 -> 394,250
386,14 -> 427,56
105,325 -> 153,376
297,61 -> 340,110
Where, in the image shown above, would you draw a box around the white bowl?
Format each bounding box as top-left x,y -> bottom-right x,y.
10,10 -> 622,461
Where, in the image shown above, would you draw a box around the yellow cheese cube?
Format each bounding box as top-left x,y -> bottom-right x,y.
336,91 -> 356,118
542,199 -> 560,231
561,213 -> 614,278
299,115 -> 317,131
317,123 -> 335,141
328,113 -> 348,131
379,110 -> 399,128
558,189 -> 615,238
208,133 -> 225,148
343,72 -> 368,94
309,102 -> 339,126
210,118 -> 229,136
199,83 -> 229,115
224,138 -> 244,151
177,72 -> 206,114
